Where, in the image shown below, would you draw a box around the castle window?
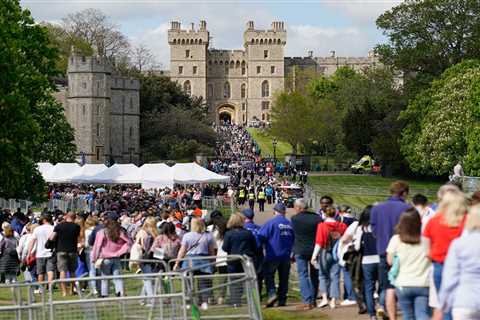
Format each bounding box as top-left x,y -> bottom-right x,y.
185,50 -> 190,58
173,39 -> 176,44
242,67 -> 246,75
266,113 -> 270,121
260,39 -> 264,44
129,127 -> 133,138
236,61 -> 240,68
199,39 -> 202,44
181,39 -> 185,45
97,81 -> 101,94
243,114 -> 246,122
81,56 -> 86,63
277,39 -> 281,44
82,104 -> 86,116
256,66 -> 261,74
262,113 -> 265,121
207,84 -> 213,98
208,60 -> 212,65
262,101 -> 270,110
193,66 -> 197,74
241,83 -> 246,99
269,39 -> 272,44
97,105 -> 100,115
261,80 -> 269,97
96,123 -> 100,137
251,39 -> 254,44
242,103 -> 246,111
130,97 -> 133,109
271,66 -> 275,74
178,66 -> 183,74
224,82 -> 231,99
82,82 -> 87,89
264,50 -> 269,58
96,147 -> 101,161
225,66 -> 229,74
183,80 -> 191,95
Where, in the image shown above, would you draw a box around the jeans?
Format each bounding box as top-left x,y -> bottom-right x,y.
100,258 -> 123,297
395,287 -> 429,320
318,254 -> 340,299
342,266 -> 356,301
295,255 -> 315,304
84,248 -> 97,291
264,259 -> 290,304
362,263 -> 379,316
141,264 -> 154,300
433,262 -> 452,320
378,254 -> 390,308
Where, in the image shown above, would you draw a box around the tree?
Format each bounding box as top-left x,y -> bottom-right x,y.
62,8 -> 130,58
400,60 -> 480,176
42,22 -> 93,75
376,0 -> 480,95
139,74 -> 214,161
269,91 -> 314,153
130,44 -> 155,73
0,0 -> 76,201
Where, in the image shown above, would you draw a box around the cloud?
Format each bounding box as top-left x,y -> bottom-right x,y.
325,0 -> 403,23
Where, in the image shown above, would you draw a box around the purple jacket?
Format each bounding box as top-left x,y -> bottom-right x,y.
370,196 -> 411,255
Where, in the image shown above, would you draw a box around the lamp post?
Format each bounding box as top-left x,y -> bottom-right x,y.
272,138 -> 278,165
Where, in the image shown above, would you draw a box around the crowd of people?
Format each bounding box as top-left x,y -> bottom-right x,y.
1,122 -> 479,320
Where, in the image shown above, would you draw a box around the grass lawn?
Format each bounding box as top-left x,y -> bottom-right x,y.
263,308 -> 328,320
308,174 -> 443,211
247,128 -> 293,159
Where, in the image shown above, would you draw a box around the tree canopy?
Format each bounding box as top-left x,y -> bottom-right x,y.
400,60 -> 480,176
376,0 -> 480,94
0,0 -> 76,201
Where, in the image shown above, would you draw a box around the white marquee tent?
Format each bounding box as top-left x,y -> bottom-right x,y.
37,162 -> 230,187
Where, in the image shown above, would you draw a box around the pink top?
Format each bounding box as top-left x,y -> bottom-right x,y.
91,229 -> 132,261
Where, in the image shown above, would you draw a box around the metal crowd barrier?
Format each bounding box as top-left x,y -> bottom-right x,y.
0,199 -> 33,212
0,255 -> 262,320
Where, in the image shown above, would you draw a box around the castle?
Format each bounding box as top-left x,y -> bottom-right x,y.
168,20 -> 382,125
55,50 -> 140,164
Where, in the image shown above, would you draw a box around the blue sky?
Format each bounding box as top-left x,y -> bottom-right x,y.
21,0 -> 402,68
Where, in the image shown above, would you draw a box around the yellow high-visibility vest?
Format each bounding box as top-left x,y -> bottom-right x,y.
239,190 -> 245,198
258,192 -> 266,200
248,193 -> 255,200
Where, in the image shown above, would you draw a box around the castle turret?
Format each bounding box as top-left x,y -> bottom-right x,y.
168,20 -> 209,99
67,51 -> 112,164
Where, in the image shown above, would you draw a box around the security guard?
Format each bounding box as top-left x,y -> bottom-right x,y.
238,187 -> 246,205
257,188 -> 266,212
248,188 -> 256,210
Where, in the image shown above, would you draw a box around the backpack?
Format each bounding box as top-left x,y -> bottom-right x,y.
325,224 -> 342,262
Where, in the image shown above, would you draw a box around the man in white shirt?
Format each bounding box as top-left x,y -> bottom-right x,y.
28,215 -> 55,284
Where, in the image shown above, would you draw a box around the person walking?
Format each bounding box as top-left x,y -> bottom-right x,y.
439,204 -> 480,320
291,198 -> 322,310
311,205 -> 347,309
423,191 -> 467,320
241,208 -> 264,296
258,203 -> 294,308
386,208 -> 431,320
173,218 -> 216,311
91,212 -> 132,297
29,214 -> 55,285
222,213 -> 257,306
257,188 -> 266,212
370,181 -> 411,319
0,225 -> 19,283
49,212 -> 81,296
135,216 -> 158,304
248,188 -> 256,211
265,184 -> 273,205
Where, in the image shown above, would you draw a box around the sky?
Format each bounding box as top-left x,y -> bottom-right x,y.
21,0 -> 402,69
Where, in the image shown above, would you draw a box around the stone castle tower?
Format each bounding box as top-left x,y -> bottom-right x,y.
61,50 -> 140,164
168,20 -> 286,125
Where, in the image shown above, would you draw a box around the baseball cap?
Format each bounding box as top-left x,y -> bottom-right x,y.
241,208 -> 255,219
273,203 -> 286,214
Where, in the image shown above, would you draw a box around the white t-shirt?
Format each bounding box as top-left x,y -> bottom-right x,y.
33,224 -> 54,258
344,221 -> 380,264
386,235 -> 430,287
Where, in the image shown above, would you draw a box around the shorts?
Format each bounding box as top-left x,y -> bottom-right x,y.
36,256 -> 55,274
57,252 -> 78,274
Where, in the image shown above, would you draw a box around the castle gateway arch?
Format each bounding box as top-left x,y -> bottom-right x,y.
216,104 -> 236,124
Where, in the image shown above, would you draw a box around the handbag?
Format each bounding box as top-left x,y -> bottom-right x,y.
25,254 -> 36,267
388,255 -> 400,286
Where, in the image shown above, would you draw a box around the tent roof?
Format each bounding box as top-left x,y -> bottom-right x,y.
37,163 -> 54,177
172,163 -> 230,184
43,163 -> 81,183
69,164 -> 109,183
140,163 -> 174,189
93,164 -> 140,184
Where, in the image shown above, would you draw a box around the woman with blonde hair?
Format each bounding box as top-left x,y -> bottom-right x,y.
134,216 -> 159,303
423,191 -> 467,320
439,204 -> 480,319
84,216 -> 98,293
174,217 -> 215,310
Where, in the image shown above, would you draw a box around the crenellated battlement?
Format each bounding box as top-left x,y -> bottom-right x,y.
244,20 -> 287,46
68,53 -> 112,74
168,20 -> 209,45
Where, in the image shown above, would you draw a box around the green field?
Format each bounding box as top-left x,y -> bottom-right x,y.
308,174 -> 444,211
247,128 -> 293,159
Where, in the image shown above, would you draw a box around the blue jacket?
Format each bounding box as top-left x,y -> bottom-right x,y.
244,221 -> 261,248
258,215 -> 294,261
370,196 -> 411,254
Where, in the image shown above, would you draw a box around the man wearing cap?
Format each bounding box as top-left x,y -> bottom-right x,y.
258,203 -> 294,307
242,208 -> 264,295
